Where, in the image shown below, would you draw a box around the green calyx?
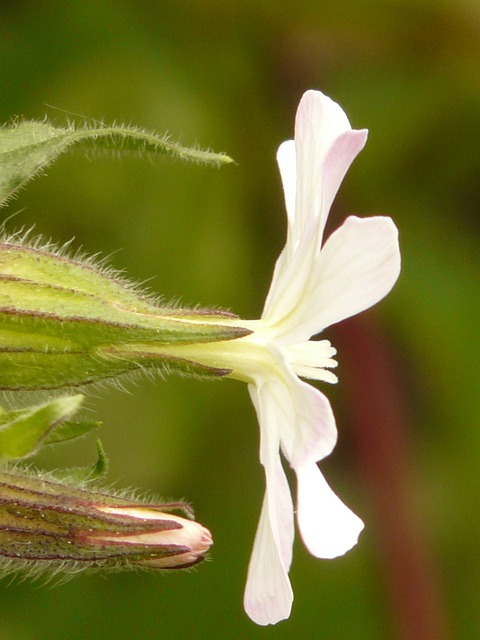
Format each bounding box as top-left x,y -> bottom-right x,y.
0,239 -> 251,391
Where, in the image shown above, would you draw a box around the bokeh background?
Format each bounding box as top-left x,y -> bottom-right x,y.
1,1 -> 479,638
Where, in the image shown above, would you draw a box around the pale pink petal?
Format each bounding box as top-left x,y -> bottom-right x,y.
244,383 -> 295,625
296,463 -> 364,559
321,129 -> 368,221
243,495 -> 294,625
250,353 -> 337,469
263,92 -> 372,334
293,90 -> 366,247
284,380 -> 337,467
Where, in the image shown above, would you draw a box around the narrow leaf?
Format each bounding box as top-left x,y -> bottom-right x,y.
43,419 -> 102,445
0,119 -> 234,207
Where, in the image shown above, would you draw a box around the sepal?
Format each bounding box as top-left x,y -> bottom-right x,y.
52,439 -> 109,484
0,237 -> 251,391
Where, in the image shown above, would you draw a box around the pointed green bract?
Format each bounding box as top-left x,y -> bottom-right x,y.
0,119 -> 233,207
53,439 -> 109,483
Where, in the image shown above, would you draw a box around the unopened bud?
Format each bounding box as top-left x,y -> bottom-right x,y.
96,506 -> 212,569
0,237 -> 251,391
0,468 -> 212,577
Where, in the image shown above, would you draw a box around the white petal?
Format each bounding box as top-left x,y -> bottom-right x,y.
293,90 -> 367,248
286,381 -> 337,467
306,215 -> 401,332
296,463 -> 364,559
290,364 -> 338,384
276,140 -> 296,225
269,215 -> 400,343
244,383 -> 295,625
261,212 -> 319,328
244,495 -> 294,626
249,382 -> 295,569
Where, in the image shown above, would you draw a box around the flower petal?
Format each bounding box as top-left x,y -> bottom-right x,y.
296,462 -> 364,559
243,494 -> 294,626
261,211 -> 319,330
249,347 -> 337,467
248,382 -> 295,569
244,383 -> 295,625
264,93 -> 368,324
293,90 -> 367,249
304,215 -> 401,333
321,128 -> 368,223
272,374 -> 337,468
269,215 -> 400,343
276,140 -> 296,225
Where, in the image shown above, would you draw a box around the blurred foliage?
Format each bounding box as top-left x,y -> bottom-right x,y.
0,0 -> 479,638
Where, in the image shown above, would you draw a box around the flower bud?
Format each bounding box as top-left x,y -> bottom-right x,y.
0,468 -> 212,577
0,237 -> 251,391
95,506 -> 212,569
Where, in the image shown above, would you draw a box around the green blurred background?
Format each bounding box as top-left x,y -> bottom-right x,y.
1,1 -> 479,638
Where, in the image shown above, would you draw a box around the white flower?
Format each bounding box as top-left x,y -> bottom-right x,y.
238,90 -> 400,625
157,89 -> 400,625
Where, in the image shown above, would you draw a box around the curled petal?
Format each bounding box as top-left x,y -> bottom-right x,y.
278,374 -> 337,467
250,355 -> 337,468
296,463 -> 364,559
283,380 -> 337,467
321,129 -> 368,224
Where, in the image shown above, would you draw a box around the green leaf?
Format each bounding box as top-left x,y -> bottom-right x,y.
0,119 -> 234,207
43,419 -> 102,445
0,395 -> 84,461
